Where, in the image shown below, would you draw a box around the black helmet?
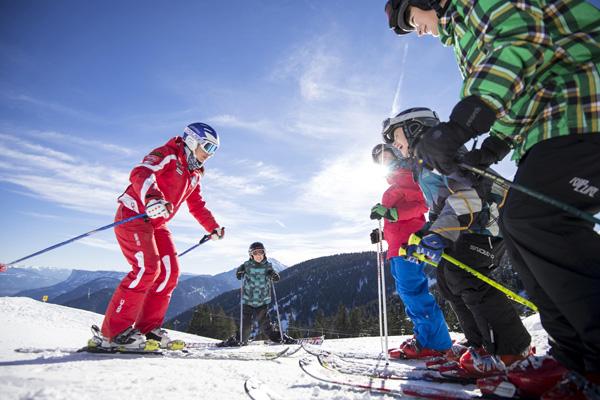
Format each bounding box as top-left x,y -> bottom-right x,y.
381,107 -> 439,151
372,143 -> 403,164
248,242 -> 266,255
384,0 -> 446,35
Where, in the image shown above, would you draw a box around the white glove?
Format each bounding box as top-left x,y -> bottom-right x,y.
210,227 -> 225,240
145,199 -> 172,219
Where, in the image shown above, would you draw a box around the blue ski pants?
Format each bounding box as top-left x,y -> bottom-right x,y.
390,256 -> 452,351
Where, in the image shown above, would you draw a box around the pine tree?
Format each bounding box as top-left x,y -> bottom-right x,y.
333,303 -> 349,338
313,309 -> 327,337
348,307 -> 364,336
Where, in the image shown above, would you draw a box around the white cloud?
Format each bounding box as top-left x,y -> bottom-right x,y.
273,36 -> 374,104
231,159 -> 293,185
0,134 -> 128,215
7,94 -> 104,123
18,211 -> 60,219
207,114 -> 275,134
79,237 -> 120,251
28,131 -> 135,156
296,149 -> 388,223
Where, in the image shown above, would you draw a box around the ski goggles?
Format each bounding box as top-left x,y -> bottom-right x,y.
250,249 -> 265,256
198,140 -> 218,156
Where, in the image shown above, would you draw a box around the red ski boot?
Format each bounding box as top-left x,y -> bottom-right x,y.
507,355 -> 568,399
541,371 -> 600,400
462,347 -> 505,376
388,337 -> 445,359
426,343 -> 469,370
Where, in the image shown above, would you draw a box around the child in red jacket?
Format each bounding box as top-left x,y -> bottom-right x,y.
370,144 -> 452,358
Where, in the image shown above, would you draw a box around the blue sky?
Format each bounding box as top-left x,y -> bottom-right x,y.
0,0 -> 529,275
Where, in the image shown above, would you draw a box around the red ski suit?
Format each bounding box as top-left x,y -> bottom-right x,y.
102,136 -> 219,340
382,168 -> 428,260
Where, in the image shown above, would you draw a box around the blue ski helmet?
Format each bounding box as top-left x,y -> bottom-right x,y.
183,123 -> 220,155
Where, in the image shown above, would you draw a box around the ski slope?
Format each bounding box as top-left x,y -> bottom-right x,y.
0,297 -> 549,399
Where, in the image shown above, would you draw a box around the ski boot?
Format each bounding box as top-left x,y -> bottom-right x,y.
426,343 -> 469,370
146,328 -> 185,350
389,337 -> 444,360
87,325 -> 111,349
506,355 -> 568,399
216,335 -> 241,347
87,325 -> 160,353
268,331 -> 297,345
281,334 -> 297,345
456,347 -> 508,378
541,371 -> 600,400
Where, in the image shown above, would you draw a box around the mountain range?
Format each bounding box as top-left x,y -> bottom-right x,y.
4,257 -> 289,320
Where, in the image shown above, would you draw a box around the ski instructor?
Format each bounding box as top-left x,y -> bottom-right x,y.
96,122 -> 225,351
383,0 -> 600,396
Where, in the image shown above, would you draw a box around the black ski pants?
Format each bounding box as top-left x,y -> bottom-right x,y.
499,134 -> 600,374
436,233 -> 531,355
239,304 -> 278,343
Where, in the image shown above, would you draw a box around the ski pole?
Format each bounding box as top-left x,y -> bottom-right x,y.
240,279 -> 244,344
378,219 -> 390,365
375,228 -> 384,353
0,213 -> 147,270
459,163 -> 600,226
177,234 -> 211,258
402,234 -> 538,312
271,279 -> 285,343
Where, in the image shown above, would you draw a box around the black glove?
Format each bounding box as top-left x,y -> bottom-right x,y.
370,228 -> 384,244
268,270 -> 280,282
416,96 -> 496,175
462,135 -> 511,169
236,270 -> 244,280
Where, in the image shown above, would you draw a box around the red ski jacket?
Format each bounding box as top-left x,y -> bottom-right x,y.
117,136 -> 219,232
382,168 -> 428,260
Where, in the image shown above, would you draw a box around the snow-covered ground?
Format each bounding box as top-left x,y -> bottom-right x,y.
0,297 -> 549,399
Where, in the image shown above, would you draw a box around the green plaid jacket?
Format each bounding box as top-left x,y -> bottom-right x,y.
439,0 -> 600,162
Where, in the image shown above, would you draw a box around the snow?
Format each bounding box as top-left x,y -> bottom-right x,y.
0,297 -> 550,400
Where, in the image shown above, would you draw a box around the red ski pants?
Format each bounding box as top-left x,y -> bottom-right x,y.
101,205 -> 180,340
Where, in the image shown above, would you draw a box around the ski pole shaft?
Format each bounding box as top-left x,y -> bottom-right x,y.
403,235 -> 538,312
459,163 -> 600,226
177,234 -> 211,258
378,219 -> 389,365
440,252 -> 538,311
2,213 -> 147,267
240,279 -> 244,344
271,280 -> 284,343
375,230 -> 384,352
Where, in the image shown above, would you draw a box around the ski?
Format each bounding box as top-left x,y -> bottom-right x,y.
301,342 -> 385,360
244,377 -> 283,400
175,346 -> 291,361
15,345 -> 292,361
260,335 -> 325,346
179,341 -> 221,349
316,352 -> 475,385
299,356 -> 484,400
